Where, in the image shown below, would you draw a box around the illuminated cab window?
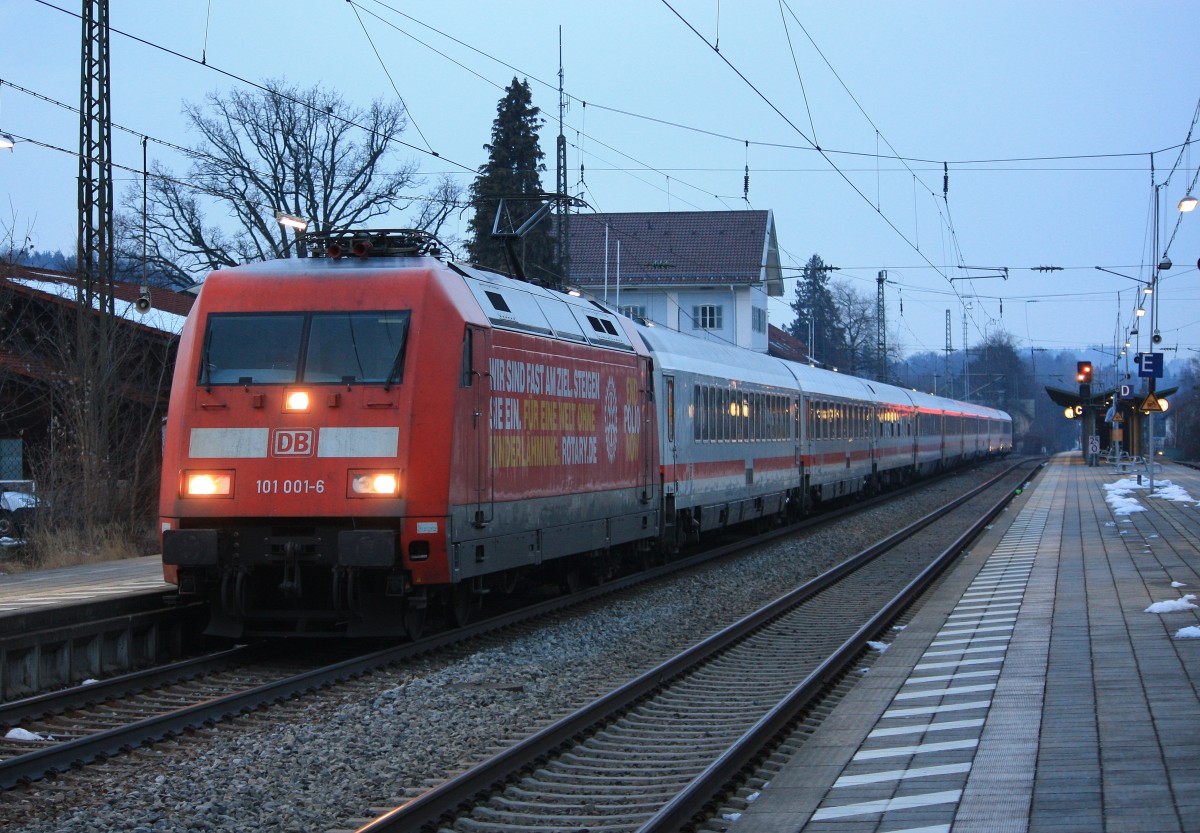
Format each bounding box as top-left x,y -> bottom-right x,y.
198,311 -> 410,386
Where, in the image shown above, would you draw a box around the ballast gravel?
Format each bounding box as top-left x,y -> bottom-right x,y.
0,464 -> 1013,833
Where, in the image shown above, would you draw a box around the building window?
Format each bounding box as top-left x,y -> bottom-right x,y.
752,307 -> 767,333
619,304 -> 647,320
692,304 -> 723,330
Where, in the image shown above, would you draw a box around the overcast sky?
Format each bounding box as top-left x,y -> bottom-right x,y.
1,1 -> 1198,367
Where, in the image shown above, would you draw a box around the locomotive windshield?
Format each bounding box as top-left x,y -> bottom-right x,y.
199,311 -> 411,386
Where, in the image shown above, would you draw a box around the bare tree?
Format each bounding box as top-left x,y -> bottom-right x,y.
0,274 -> 175,554
829,280 -> 877,377
120,80 -> 453,286
1169,358 -> 1200,459
0,214 -> 48,488
412,173 -> 465,247
1,210 -> 36,267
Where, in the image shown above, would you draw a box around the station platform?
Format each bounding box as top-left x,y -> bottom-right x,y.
0,554 -> 171,621
0,556 -> 199,699
732,453 -> 1200,833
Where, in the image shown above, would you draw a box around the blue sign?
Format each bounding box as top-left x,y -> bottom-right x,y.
1119,383 -> 1134,399
1137,352 -> 1163,378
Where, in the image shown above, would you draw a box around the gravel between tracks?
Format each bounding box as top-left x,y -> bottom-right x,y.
0,462 -> 1018,833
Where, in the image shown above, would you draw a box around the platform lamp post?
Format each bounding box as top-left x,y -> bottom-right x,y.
275,211 -> 309,258
1144,180 -> 1164,492
1096,266 -> 1153,463
1144,179 -> 1185,492
1144,183 -> 1198,488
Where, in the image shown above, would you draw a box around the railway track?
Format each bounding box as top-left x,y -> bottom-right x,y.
0,642 -> 373,789
343,458 -> 1041,833
0,459 -> 1035,799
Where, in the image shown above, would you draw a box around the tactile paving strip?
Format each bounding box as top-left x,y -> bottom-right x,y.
802,467 -> 1058,833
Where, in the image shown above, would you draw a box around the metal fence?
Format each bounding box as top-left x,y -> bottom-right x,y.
0,439 -> 22,481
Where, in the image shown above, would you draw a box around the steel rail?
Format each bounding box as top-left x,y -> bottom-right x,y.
0,538 -> 742,788
0,645 -> 254,728
353,458 -> 1042,832
0,459 -> 1031,791
638,458 -> 1042,832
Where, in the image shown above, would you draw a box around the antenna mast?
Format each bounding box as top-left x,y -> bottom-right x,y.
556,28 -> 570,286
876,270 -> 887,382
944,310 -> 953,397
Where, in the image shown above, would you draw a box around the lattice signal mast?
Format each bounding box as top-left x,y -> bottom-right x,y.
78,0 -> 115,315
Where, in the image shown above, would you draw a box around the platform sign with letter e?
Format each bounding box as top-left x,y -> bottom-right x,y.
1137,352 -> 1163,378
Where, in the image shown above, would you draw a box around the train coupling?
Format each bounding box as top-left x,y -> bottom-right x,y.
278,541 -> 304,598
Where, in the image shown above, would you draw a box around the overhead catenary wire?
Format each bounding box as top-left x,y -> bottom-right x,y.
348,0 -> 746,210
30,0 -> 474,174
362,0 -> 1197,171
776,0 -> 819,149
657,0 -> 1007,334
200,0 -> 212,65
29,0 -> 1196,223
18,0 -> 1200,354
1160,100 -> 1200,258
0,78 -> 476,213
360,0 -> 1124,307
24,0 -> 1200,193
346,0 -> 438,156
0,127 -> 476,268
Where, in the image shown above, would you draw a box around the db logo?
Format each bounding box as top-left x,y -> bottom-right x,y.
271,428 -> 316,457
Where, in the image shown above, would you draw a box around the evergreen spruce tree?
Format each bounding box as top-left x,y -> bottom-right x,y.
466,78 -> 558,284
787,254 -> 847,368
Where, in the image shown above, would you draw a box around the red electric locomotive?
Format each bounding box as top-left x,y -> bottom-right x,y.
160,230 -> 657,637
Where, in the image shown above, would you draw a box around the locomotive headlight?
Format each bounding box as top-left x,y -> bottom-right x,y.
350,470 -> 401,497
183,470 -> 234,497
284,390 -> 311,412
